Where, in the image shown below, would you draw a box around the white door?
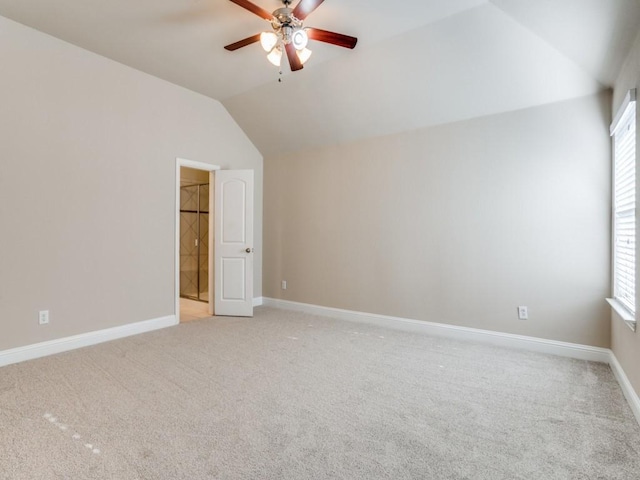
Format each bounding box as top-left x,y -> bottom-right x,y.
213,170 -> 254,317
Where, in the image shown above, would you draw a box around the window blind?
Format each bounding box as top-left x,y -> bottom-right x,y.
612,98 -> 636,314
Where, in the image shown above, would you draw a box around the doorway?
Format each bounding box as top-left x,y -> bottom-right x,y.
179,175 -> 210,322
175,159 -> 219,322
174,158 -> 255,323
179,181 -> 209,302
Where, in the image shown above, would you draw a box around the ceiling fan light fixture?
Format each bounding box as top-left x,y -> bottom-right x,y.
260,31 -> 278,52
296,47 -> 312,65
225,0 -> 359,73
291,28 -> 309,50
267,46 -> 283,67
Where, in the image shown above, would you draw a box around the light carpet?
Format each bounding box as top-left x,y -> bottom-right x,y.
1,306 -> 639,479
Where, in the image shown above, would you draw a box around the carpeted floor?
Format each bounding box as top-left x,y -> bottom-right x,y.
1,306 -> 639,479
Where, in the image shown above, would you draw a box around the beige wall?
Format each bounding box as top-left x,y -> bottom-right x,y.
264,93 -> 612,347
0,16 -> 262,351
611,31 -> 640,396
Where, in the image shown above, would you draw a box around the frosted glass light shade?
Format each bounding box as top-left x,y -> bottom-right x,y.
260,31 -> 278,52
296,47 -> 312,64
291,29 -> 308,50
267,47 -> 282,67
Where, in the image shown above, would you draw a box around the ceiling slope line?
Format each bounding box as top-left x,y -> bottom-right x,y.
487,0 -> 639,89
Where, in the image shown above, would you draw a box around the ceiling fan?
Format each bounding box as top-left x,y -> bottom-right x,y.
224,0 -> 358,72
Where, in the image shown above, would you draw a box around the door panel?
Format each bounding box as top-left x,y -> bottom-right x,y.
214,170 -> 254,317
222,180 -> 246,243
221,258 -> 246,300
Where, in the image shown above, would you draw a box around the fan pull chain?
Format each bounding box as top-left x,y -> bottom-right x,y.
278,69 -> 283,83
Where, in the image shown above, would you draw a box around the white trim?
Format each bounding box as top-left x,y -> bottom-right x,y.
606,298 -> 635,321
208,171 -> 215,316
175,158 -> 220,322
606,298 -> 637,332
3,300 -> 638,427
610,88 -> 637,135
609,352 -> 640,426
0,315 -> 176,368
176,158 -> 221,172
263,298 -> 640,425
262,298 -> 611,363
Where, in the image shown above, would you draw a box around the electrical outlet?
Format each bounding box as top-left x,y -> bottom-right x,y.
281,280 -> 287,290
517,306 -> 528,320
39,310 -> 50,325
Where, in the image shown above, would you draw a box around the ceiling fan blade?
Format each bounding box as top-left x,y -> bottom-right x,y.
285,42 -> 304,71
292,0 -> 325,20
307,28 -> 358,49
224,33 -> 262,51
228,0 -> 273,21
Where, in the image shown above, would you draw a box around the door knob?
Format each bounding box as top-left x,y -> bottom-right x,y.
245,248 -> 253,253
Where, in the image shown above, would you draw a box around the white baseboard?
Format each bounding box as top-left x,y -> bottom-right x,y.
3,300 -> 639,427
609,352 -> 640,425
262,298 -> 611,363
263,298 -> 640,425
0,315 -> 177,368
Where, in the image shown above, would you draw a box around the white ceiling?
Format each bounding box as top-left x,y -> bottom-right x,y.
0,0 -> 639,156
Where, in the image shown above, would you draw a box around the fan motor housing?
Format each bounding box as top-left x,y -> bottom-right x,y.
273,8 -> 297,25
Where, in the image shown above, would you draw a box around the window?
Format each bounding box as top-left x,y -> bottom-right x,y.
611,89 -> 637,319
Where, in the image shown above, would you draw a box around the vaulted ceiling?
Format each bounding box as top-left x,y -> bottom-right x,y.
0,0 -> 639,156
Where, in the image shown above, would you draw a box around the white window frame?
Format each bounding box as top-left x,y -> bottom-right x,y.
608,88 -> 637,329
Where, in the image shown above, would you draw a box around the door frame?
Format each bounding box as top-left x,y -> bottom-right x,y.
175,158 -> 220,322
